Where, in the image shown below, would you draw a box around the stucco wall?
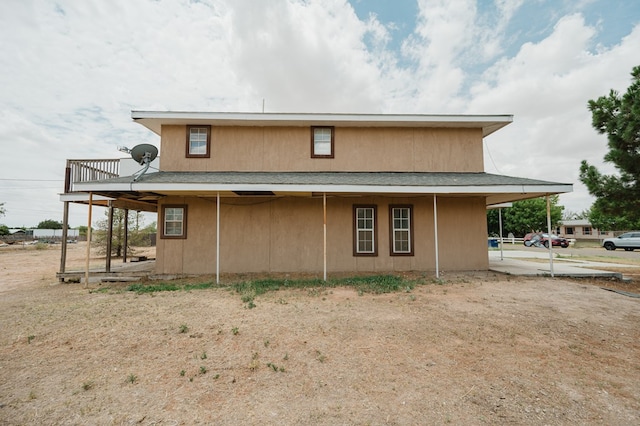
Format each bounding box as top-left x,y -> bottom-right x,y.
155,195 -> 488,275
159,126 -> 484,173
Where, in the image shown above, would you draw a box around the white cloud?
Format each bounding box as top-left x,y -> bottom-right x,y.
1,0 -> 639,226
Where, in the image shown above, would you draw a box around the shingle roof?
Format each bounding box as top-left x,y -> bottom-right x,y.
99,171 -> 568,187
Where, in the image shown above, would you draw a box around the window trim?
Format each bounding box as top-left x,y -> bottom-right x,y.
353,205 -> 377,256
161,205 -> 188,239
389,205 -> 414,256
186,125 -> 211,158
310,126 -> 335,158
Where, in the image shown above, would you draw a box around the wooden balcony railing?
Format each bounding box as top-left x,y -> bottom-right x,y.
64,159 -> 120,193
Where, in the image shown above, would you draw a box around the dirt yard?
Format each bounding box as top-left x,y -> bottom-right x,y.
1,243 -> 639,425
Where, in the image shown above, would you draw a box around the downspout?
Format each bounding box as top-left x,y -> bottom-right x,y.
216,192 -> 220,285
433,194 -> 440,279
323,192 -> 327,282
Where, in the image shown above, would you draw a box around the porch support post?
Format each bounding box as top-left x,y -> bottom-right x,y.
59,165 -> 72,281
84,192 -> 93,288
106,203 -> 114,273
123,209 -> 129,263
498,207 -> 504,261
59,201 -> 70,280
323,192 -> 327,282
433,194 -> 440,279
546,195 -> 554,277
216,192 -> 220,285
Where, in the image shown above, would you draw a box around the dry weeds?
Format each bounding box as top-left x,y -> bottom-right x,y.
1,243 -> 639,425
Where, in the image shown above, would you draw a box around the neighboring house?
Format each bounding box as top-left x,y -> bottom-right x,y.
60,112 -> 572,278
559,219 -> 614,241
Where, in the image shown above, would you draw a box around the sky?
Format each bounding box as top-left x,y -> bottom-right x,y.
1,0 -> 639,229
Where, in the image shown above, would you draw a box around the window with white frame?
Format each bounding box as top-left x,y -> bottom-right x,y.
565,227 -> 574,235
162,205 -> 187,239
186,125 -> 211,157
390,205 -> 413,255
583,226 -> 592,235
353,205 -> 377,255
311,126 -> 334,158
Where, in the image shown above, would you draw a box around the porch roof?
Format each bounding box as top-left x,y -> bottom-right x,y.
71,171 -> 572,206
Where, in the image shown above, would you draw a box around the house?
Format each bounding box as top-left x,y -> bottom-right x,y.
558,219 -> 614,241
59,112 -> 572,280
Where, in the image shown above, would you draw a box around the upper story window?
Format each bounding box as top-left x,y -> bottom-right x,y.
186,125 -> 211,158
311,126 -> 334,158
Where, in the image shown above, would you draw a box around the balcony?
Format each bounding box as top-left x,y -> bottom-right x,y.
64,159 -> 120,193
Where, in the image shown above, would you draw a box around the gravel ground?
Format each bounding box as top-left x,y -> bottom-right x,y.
1,243 -> 639,425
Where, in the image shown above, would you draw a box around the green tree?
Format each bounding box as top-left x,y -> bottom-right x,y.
563,209 -> 591,220
37,219 -> 63,229
75,226 -> 89,237
487,196 -> 563,237
93,209 -> 153,257
579,65 -> 640,230
0,203 -> 6,236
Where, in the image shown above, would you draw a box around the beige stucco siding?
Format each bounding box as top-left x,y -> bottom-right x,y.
160,126 -> 484,172
156,195 -> 488,275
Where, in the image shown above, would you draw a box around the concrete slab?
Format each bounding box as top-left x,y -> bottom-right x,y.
488,250 -> 627,279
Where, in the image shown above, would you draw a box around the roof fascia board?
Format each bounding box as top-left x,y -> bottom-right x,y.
74,182 -> 572,195
131,111 -> 513,137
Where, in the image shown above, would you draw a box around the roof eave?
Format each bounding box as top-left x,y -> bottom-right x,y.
74,181 -> 572,198
131,111 -> 513,137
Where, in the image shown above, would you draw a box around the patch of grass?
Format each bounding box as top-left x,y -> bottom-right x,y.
179,324 -> 189,334
266,362 -> 285,372
126,281 -> 214,295
180,370 -> 186,377
232,327 -> 239,335
126,374 -> 137,384
200,351 -> 207,360
127,283 -> 180,294
27,335 -> 35,344
200,366 -> 207,375
230,275 -> 414,304
89,287 -> 112,294
82,381 -> 94,391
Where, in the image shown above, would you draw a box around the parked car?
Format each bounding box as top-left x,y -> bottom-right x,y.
602,232 -> 640,251
523,232 -> 569,248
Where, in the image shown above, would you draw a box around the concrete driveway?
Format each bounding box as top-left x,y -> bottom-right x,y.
488,245 -> 636,279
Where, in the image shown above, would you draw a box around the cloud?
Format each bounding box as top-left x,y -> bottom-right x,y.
1,0 -> 639,226
226,0 -> 385,112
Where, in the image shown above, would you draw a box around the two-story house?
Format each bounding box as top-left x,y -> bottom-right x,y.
61,111 -> 572,280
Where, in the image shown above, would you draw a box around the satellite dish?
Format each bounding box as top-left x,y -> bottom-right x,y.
130,144 -> 158,165
128,144 -> 158,181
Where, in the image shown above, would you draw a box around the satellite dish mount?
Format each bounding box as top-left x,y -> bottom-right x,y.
125,144 -> 158,181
